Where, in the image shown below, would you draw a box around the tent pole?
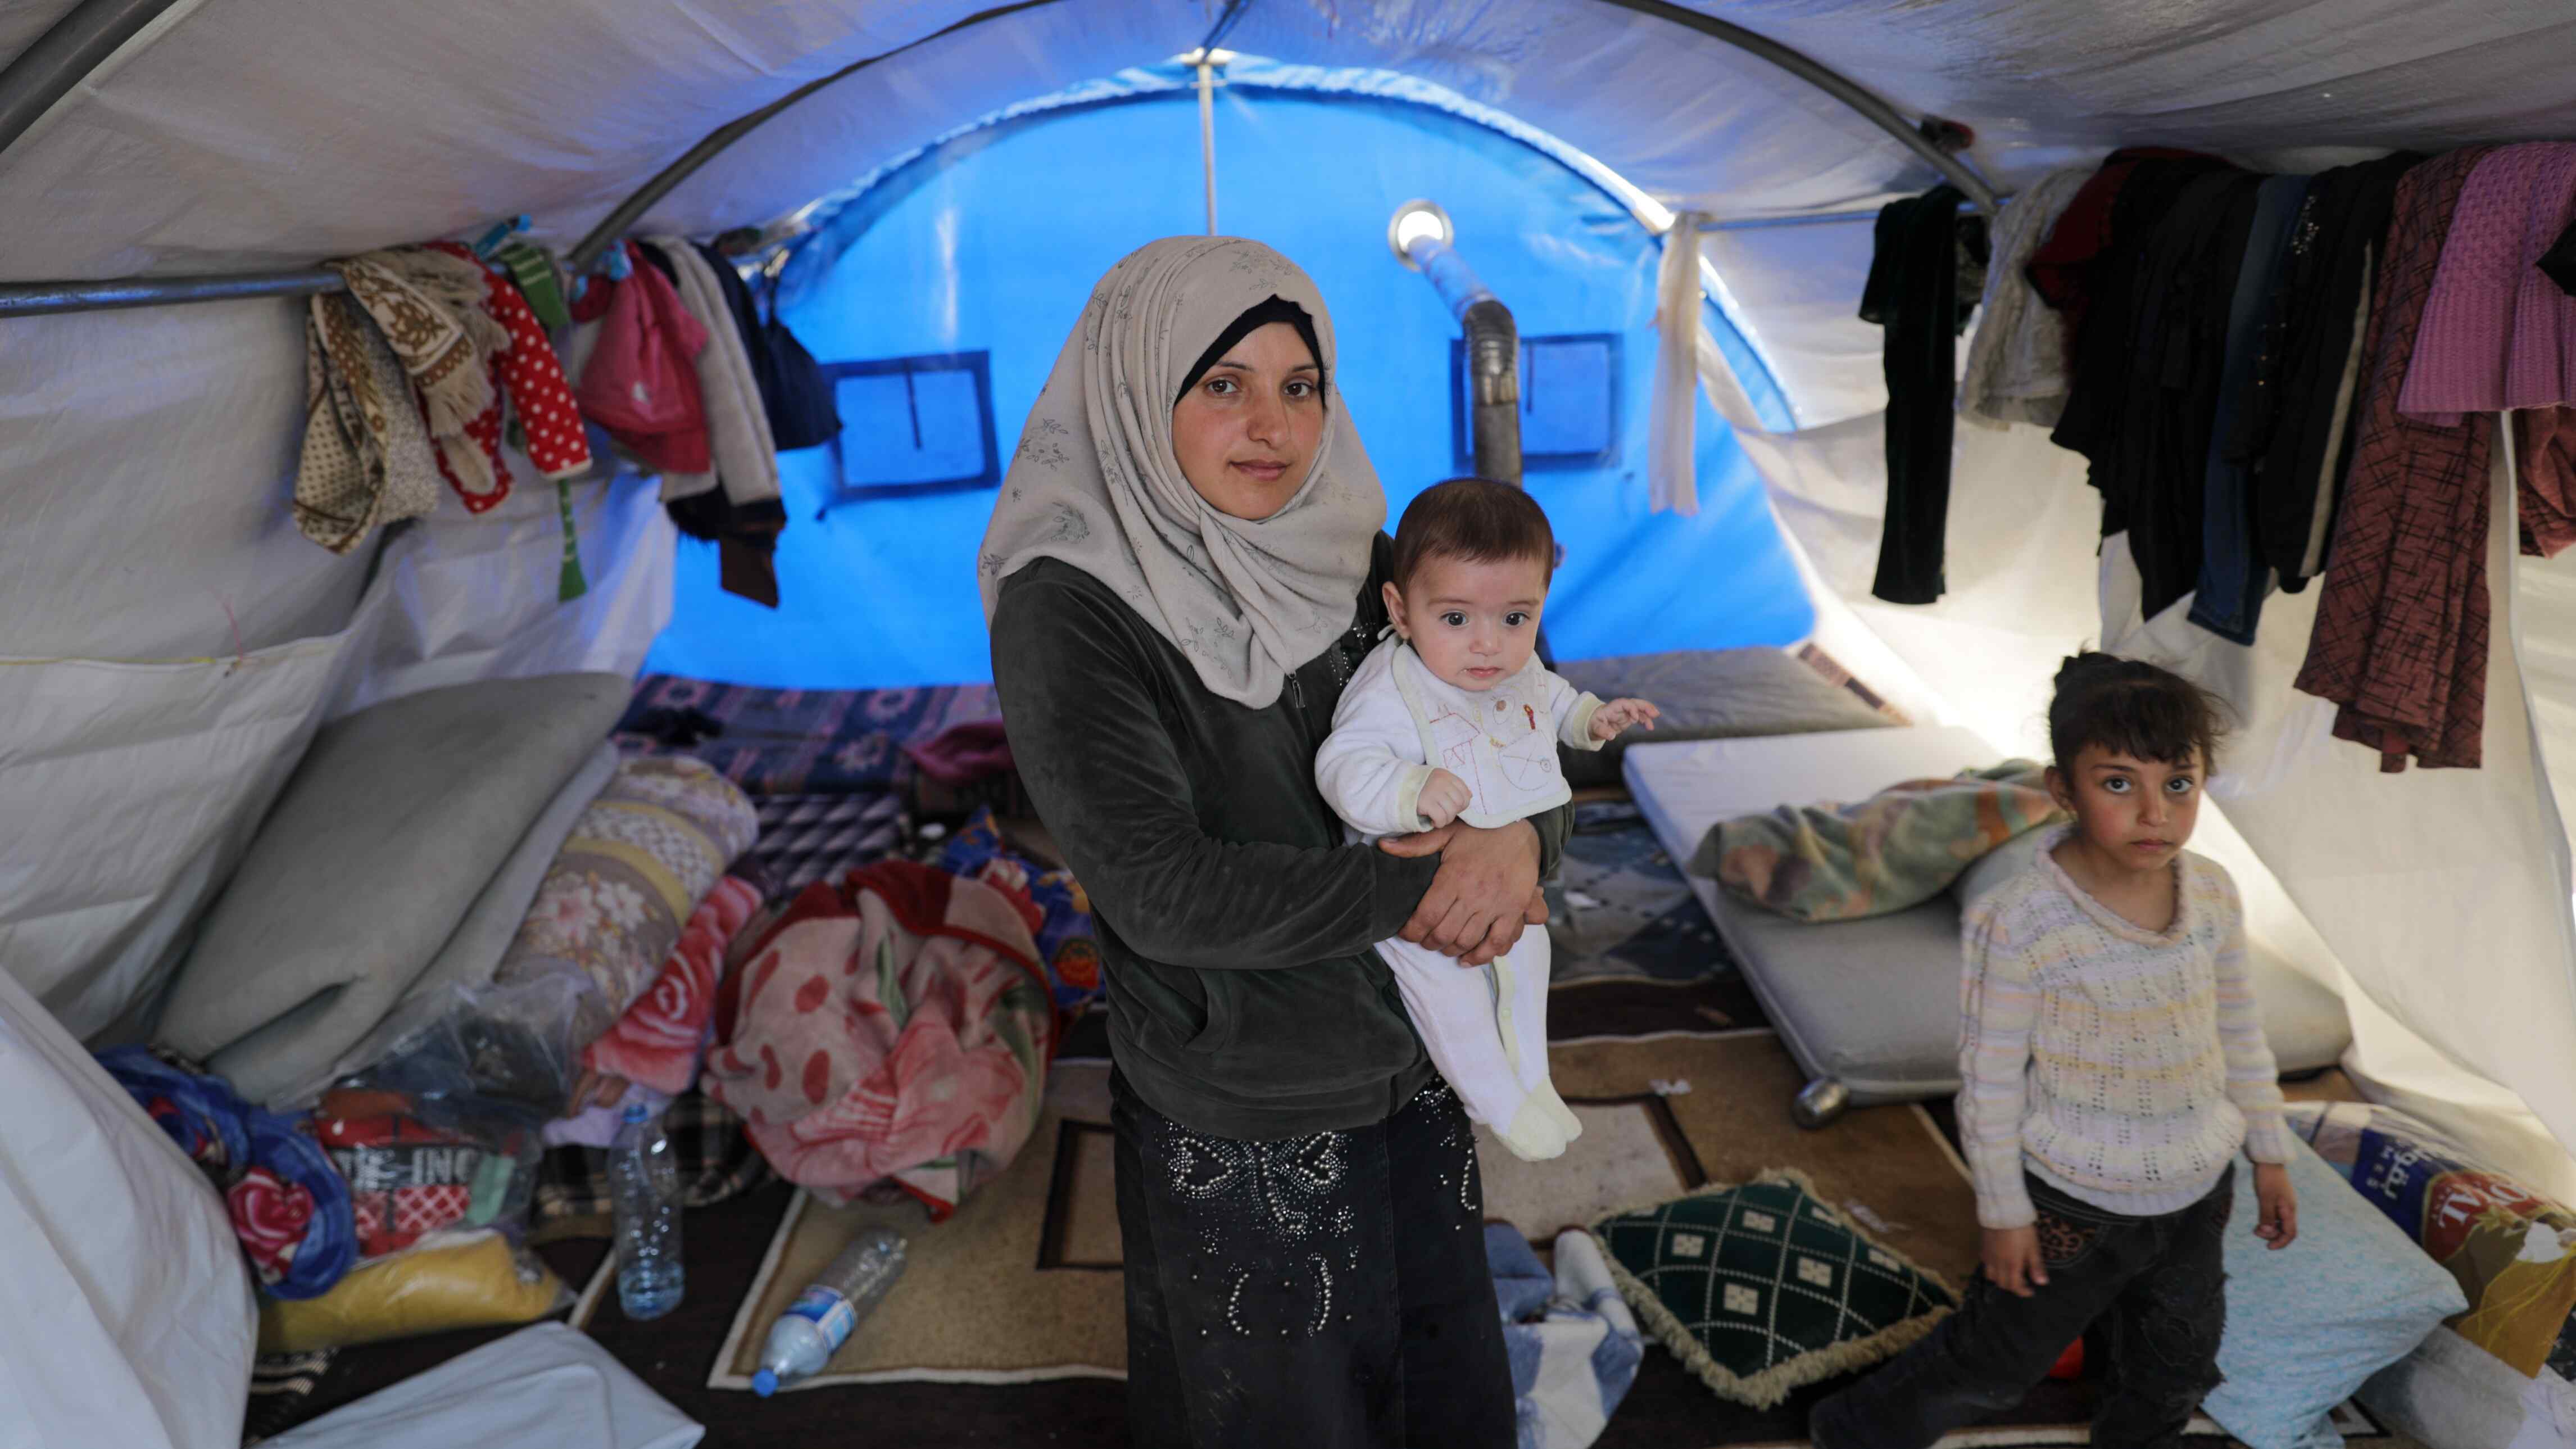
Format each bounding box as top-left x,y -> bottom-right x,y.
564,0 -> 1061,274
1589,0 -> 2002,215
1194,53 -> 1220,236
0,270 -> 344,318
0,0 -> 185,162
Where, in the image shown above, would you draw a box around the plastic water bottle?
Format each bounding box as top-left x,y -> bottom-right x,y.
610,1101 -> 684,1320
752,1228 -> 908,1396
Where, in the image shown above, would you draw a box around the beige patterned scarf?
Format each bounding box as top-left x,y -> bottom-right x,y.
976,237 -> 1385,708
293,291 -> 443,554
328,248 -> 510,499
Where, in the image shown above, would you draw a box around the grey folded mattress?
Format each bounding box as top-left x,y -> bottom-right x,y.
1623,728 -> 2353,1106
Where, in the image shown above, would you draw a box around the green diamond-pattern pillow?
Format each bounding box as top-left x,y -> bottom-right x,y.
1592,1168 -> 1957,1409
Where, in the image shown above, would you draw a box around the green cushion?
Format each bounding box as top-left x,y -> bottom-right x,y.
1591,1169 -> 1957,1409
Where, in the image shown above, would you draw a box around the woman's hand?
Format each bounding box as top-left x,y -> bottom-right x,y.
2253,1162 -> 2298,1249
1378,819 -> 1544,966
1983,1225 -> 2049,1297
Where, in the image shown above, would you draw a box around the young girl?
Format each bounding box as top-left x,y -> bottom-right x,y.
1316,478 -> 1657,1160
1809,653 -> 2300,1449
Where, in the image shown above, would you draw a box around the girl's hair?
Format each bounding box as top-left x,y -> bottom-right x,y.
2047,652 -> 2230,771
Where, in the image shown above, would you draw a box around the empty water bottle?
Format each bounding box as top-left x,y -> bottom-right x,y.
752,1228 -> 908,1396
610,1101 -> 684,1320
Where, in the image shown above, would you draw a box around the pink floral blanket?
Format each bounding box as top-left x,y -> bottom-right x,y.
703,861 -> 1054,1219
582,875 -> 764,1095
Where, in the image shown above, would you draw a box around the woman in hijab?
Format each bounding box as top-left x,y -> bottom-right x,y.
983,238 -> 1558,1446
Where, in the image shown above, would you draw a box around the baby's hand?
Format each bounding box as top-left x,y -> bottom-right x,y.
1416,768 -> 1472,828
1590,697 -> 1661,741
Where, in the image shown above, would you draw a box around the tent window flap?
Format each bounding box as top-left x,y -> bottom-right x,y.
823,351 -> 1000,499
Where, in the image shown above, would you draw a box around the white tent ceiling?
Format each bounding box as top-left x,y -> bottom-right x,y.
4,0 -> 2575,1189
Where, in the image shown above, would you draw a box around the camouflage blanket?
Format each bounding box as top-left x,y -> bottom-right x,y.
1693,762 -> 2065,921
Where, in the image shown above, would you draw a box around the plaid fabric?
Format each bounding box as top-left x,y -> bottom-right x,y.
743,791 -> 907,899
534,1090 -> 772,1225
614,674 -> 1000,795
2294,147 -> 2498,771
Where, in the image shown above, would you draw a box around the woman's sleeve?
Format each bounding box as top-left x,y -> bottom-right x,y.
992,573 -> 1438,971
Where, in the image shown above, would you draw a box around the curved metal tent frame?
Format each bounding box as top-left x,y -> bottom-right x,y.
0,0 -> 2002,316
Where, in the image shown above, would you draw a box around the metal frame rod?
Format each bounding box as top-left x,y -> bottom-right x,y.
0,0 -> 184,160
1704,197 -> 2003,232
1588,0 -> 2002,215
0,269 -> 343,318
565,0 -> 1060,273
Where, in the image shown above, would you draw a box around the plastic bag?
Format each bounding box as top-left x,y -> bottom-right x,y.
256,1230 -> 570,1354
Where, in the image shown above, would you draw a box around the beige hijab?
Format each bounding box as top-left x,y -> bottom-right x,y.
977,237 -> 1386,708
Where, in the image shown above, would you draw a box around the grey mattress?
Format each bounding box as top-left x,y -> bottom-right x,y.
1624,728 -> 2353,1105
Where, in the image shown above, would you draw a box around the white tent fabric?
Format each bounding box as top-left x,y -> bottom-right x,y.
3,0 -> 2574,1188
0,965 -> 255,1448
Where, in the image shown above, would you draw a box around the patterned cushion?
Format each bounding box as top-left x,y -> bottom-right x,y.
1592,1169 -> 1956,1409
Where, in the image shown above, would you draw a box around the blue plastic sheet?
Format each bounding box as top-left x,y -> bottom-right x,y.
648,69 -> 1815,688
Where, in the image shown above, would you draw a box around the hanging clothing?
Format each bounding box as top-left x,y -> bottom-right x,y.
1961,168 -> 2093,432
689,242 -> 841,452
2393,142 -> 2576,564
2402,143 -> 2576,418
2294,146 -> 2500,773
570,242 -> 712,476
1861,184 -> 1985,605
649,239 -> 790,607
2189,173 -> 2312,644
2055,163 -> 2257,622
293,289 -> 445,554
2025,147 -> 2219,368
2234,153 -> 2420,592
330,248 -> 513,508
419,240 -> 593,508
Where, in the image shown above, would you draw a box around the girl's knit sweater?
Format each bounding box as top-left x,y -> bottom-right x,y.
1958,828 -> 2293,1229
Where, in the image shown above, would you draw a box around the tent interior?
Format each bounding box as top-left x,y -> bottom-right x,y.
7,1 -> 2576,1446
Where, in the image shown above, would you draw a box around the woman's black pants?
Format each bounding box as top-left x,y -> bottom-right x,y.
1112,1070 -> 1517,1448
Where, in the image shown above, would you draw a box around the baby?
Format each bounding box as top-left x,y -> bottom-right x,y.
1316,478 -> 1657,1160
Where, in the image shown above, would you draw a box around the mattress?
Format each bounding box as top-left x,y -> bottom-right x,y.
1623,727 -> 2353,1107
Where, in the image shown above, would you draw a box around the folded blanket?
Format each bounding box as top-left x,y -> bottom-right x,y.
1694,761 -> 2065,921
161,675 -> 633,1108
1489,1224 -> 1646,1449
580,875 -> 765,1095
704,861 -> 1052,1218
473,757 -> 759,1103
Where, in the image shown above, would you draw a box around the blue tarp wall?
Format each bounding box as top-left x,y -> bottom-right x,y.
646,63 -> 1817,688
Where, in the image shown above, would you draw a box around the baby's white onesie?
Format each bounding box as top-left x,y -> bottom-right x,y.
1316,637 -> 1605,1160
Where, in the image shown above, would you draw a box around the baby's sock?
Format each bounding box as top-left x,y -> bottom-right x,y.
1496,1095 -> 1568,1162
1535,1079 -> 1582,1140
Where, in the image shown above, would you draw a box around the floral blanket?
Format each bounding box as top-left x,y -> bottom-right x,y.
582,875 -> 765,1095
1695,761 -> 2064,922
704,860 -> 1054,1219
475,756 -> 758,1102
98,1046 -> 357,1299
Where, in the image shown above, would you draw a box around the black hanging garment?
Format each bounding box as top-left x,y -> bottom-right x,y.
1861,184 -> 1987,605
754,277 -> 843,452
